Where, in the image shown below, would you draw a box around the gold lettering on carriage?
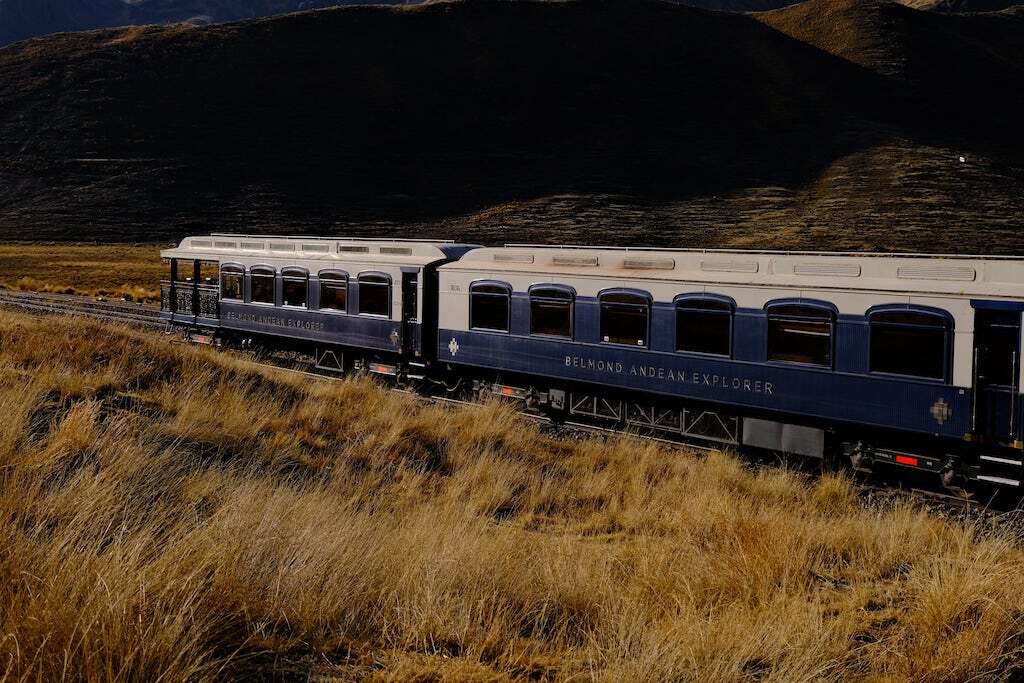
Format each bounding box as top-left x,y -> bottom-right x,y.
226,311 -> 325,331
564,355 -> 773,394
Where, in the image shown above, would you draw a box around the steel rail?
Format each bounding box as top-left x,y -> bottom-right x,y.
0,289 -> 164,327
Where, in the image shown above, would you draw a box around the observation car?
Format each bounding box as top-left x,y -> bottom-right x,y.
161,235 -> 1024,491
160,234 -> 476,375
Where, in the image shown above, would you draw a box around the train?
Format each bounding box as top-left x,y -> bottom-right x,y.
160,234 -> 1024,492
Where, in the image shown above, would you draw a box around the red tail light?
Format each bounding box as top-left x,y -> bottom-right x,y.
895,455 -> 919,467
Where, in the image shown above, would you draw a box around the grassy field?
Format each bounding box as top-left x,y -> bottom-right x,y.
1,309 -> 1024,681
0,243 -> 165,302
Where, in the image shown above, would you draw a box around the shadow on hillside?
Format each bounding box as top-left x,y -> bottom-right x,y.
0,0 -> 1020,242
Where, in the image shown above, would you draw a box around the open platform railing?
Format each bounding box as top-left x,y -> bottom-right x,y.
161,280 -> 219,318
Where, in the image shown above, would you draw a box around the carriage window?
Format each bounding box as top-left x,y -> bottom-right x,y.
220,265 -> 243,301
767,304 -> 833,366
358,273 -> 391,316
197,262 -> 218,286
250,267 -> 275,304
600,292 -> 649,346
174,259 -> 195,283
676,297 -> 732,356
530,287 -> 573,338
282,268 -> 308,308
470,283 -> 511,332
869,310 -> 950,380
319,271 -> 348,312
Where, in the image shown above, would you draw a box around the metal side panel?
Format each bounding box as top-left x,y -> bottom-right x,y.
743,418 -> 824,458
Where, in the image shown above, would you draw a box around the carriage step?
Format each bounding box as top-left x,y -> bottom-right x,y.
979,454 -> 1023,466
976,475 -> 1021,487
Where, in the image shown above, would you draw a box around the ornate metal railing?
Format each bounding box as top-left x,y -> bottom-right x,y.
160,281 -> 173,313
161,280 -> 220,318
197,285 -> 220,319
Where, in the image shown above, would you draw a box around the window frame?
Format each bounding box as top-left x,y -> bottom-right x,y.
598,288 -> 651,348
281,267 -> 309,309
172,259 -> 195,284
248,265 -> 277,306
219,263 -> 245,302
528,284 -> 576,340
469,280 -> 512,333
866,304 -> 953,383
317,270 -> 349,314
357,271 -> 392,318
765,299 -> 836,369
673,293 -> 735,358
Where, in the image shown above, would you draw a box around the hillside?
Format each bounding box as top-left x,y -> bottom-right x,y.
2,0 -> 1021,48
0,0 -> 1022,252
0,0 -> 411,47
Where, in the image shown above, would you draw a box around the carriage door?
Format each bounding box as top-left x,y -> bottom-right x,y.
973,309 -> 1021,444
401,271 -> 419,354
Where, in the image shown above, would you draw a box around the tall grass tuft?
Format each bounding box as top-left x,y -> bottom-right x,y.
1,310 -> 1023,680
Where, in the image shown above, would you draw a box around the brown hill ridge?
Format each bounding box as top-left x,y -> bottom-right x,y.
2,0 -> 1021,49
0,0 -> 1022,252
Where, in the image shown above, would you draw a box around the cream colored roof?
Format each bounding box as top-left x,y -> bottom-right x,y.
161,234 -> 465,267
440,246 -> 1024,300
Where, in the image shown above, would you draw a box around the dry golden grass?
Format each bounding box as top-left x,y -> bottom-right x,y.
0,243 -> 164,302
2,309 -> 1024,681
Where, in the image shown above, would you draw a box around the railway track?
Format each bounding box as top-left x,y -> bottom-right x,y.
0,288 -> 164,328
0,288 -> 1007,514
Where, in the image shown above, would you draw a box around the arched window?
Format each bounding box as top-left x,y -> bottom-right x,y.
599,290 -> 650,347
869,308 -> 951,380
281,268 -> 308,308
470,281 -> 511,332
675,295 -> 733,357
219,264 -> 244,301
530,285 -> 574,339
250,266 -> 275,305
319,270 -> 348,312
358,272 -> 391,316
766,302 -> 834,367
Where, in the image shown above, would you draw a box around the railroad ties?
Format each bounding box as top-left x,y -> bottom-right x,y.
0,289 -> 164,328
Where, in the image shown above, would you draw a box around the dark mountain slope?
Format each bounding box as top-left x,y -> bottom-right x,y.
0,0 -> 412,47
0,0 -> 1022,251
902,0 -> 1024,10
3,0 -> 1021,50
759,0 -> 1024,151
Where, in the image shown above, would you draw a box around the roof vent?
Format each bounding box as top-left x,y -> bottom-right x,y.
268,242 -> 296,252
622,257 -> 675,270
493,252 -> 535,264
191,239 -> 213,249
700,259 -> 759,274
338,245 -> 370,253
379,246 -> 413,256
793,262 -> 861,277
897,264 -> 976,282
552,255 -> 599,267
301,243 -> 330,253
240,242 -> 265,251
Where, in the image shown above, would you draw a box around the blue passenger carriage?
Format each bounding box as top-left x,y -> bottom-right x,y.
160,234 -> 476,374
436,246 -> 1024,488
